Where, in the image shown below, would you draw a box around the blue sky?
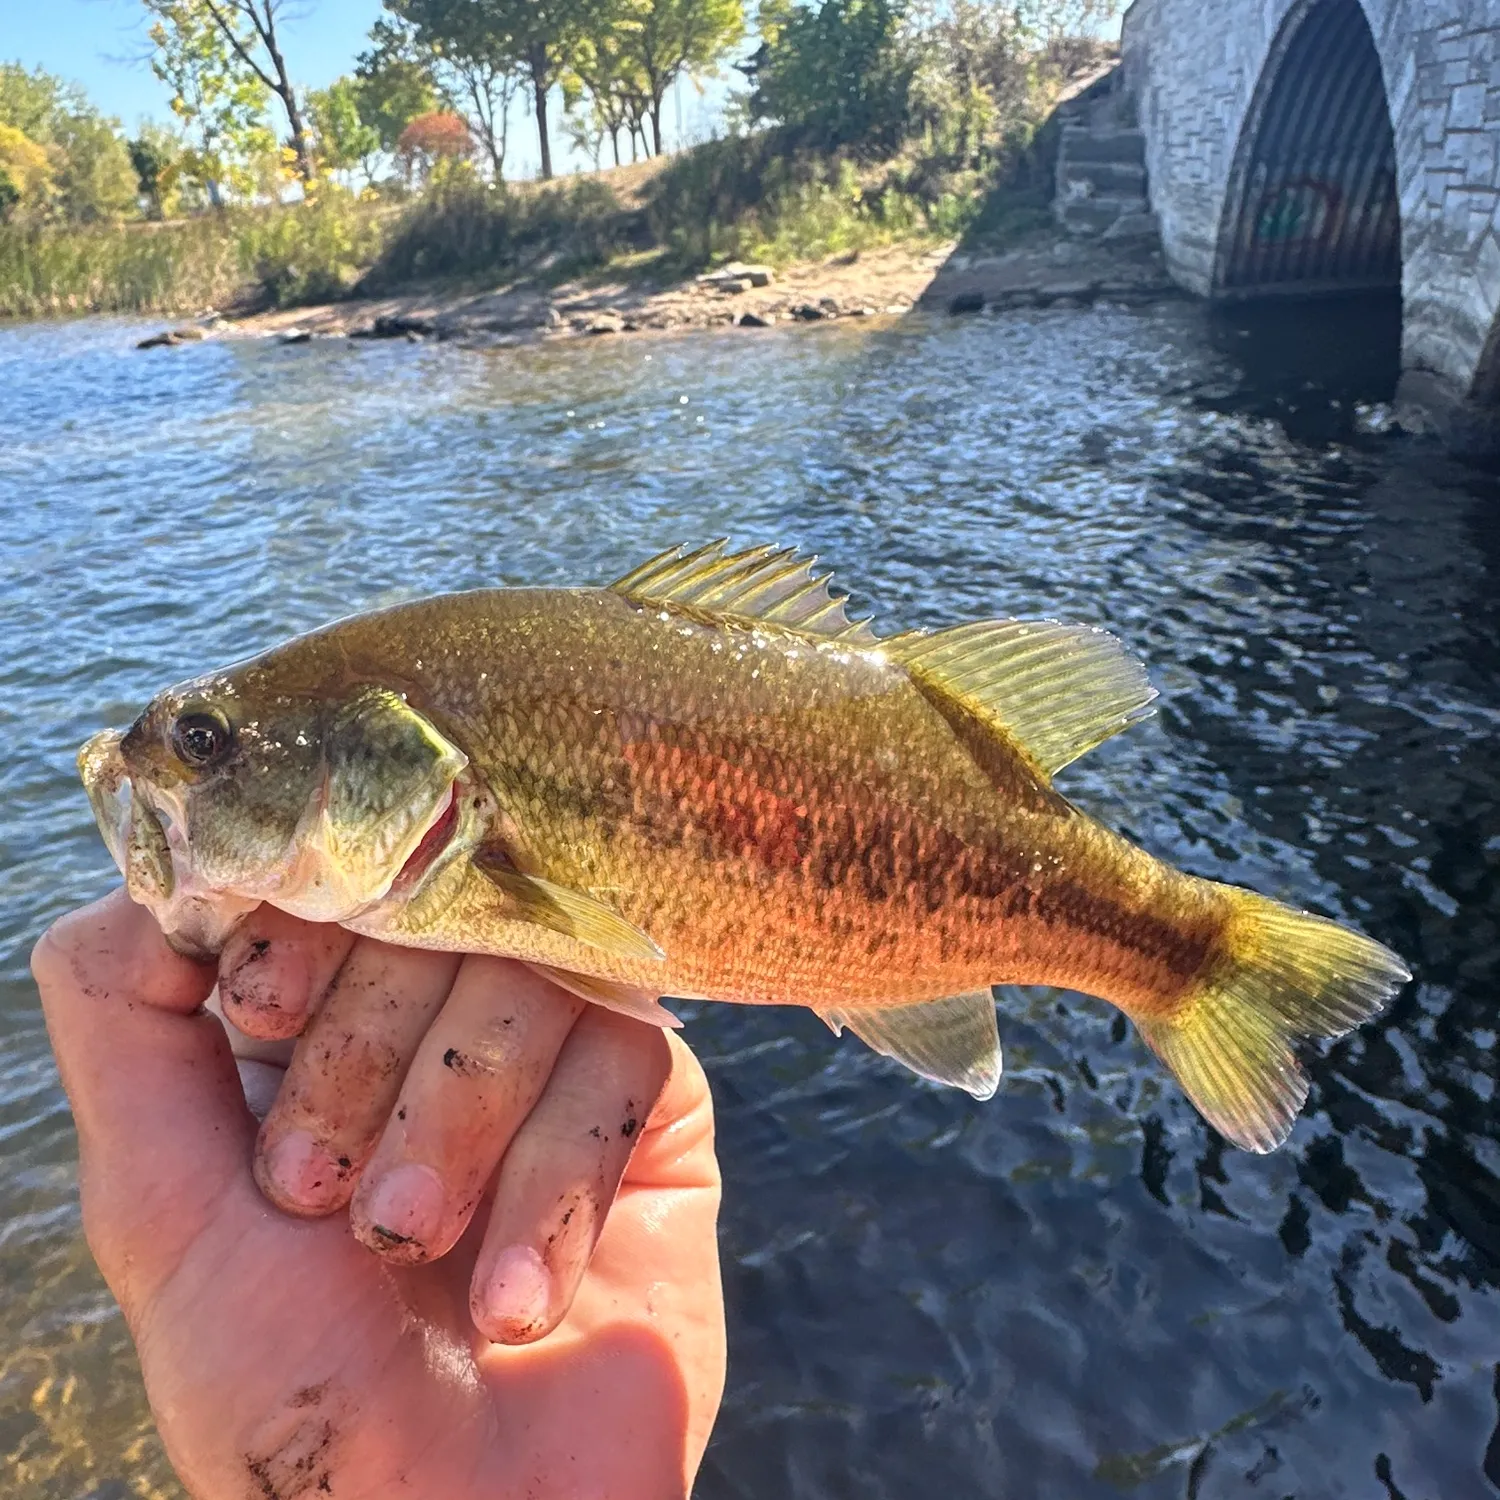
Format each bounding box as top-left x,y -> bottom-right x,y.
4,0 -> 739,177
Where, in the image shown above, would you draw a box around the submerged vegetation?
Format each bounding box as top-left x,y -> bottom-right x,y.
1,0 -> 1117,320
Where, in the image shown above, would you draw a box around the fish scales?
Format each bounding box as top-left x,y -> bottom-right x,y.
78,543 -> 1410,1151
252,589 -> 1224,1010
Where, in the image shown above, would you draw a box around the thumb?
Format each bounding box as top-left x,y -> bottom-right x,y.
32,888 -> 254,1322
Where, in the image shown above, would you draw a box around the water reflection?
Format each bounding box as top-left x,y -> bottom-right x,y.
0,298 -> 1495,1498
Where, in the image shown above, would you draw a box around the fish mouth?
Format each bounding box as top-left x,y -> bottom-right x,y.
78,726 -> 257,957
389,783 -> 461,897
79,729 -> 132,871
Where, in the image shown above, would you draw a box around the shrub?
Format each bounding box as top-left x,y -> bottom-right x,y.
240,185 -> 387,306
361,170 -> 631,289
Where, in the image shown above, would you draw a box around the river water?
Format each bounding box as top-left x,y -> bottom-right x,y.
1,296 -> 1497,1499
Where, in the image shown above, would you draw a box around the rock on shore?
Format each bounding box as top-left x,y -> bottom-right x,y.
211,232 -> 1176,351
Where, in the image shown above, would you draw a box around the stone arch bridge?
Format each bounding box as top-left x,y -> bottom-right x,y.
1120,0 -> 1500,424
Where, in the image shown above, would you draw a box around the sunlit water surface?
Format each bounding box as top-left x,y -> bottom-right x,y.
1,299 -> 1497,1499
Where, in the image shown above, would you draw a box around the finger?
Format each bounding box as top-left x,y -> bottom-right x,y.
31,890 -> 250,1317
218,908 -> 356,1041
253,940 -> 461,1217
205,985 -> 296,1067
347,958 -> 583,1265
468,1006 -> 671,1345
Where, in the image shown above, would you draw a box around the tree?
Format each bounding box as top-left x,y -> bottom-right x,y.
50,110 -> 139,220
0,63 -> 69,141
355,18 -> 440,158
190,0 -> 314,180
746,0 -> 916,153
566,5 -> 650,166
308,76 -> 380,182
146,0 -> 277,206
395,110 -> 472,182
391,0 -> 586,180
436,46 -> 520,182
359,12 -> 518,182
0,123 -> 54,217
128,125 -> 182,218
0,63 -> 136,221
625,0 -> 744,156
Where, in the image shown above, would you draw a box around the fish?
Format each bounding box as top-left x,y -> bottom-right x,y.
78,541 -> 1410,1152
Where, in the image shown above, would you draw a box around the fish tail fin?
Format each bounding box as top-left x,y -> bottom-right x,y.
1134,890 -> 1409,1153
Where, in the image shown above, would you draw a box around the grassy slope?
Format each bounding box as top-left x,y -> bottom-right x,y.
0,116 -> 1069,321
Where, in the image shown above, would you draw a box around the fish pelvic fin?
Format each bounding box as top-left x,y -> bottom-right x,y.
528,965 -> 682,1029
1134,892 -> 1410,1153
887,619 -> 1157,781
610,541 -> 878,644
819,990 -> 1001,1099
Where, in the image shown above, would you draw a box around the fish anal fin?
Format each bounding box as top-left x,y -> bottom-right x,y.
818,990 -> 1001,1100
472,851 -> 665,963
610,541 -> 878,644
889,620 -> 1156,781
528,964 -> 682,1029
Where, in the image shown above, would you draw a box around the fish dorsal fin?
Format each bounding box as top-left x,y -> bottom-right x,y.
818,990 -> 1001,1099
610,541 -> 879,644
888,620 -> 1156,781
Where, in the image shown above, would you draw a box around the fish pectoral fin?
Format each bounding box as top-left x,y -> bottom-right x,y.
818,990 -> 1002,1100
610,541 -> 878,643
888,619 -> 1157,780
472,853 -> 666,963
528,964 -> 682,1029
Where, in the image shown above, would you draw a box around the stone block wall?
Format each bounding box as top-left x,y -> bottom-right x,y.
1121,0 -> 1500,399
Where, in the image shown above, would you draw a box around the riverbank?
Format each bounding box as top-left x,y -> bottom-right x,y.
156,227 -> 1175,350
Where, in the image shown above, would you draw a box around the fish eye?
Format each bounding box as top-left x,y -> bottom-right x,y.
170,708 -> 233,768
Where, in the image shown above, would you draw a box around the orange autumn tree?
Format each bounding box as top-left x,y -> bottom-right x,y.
395,110 -> 471,183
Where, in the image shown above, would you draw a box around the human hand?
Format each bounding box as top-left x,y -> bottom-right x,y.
33,891 -> 725,1500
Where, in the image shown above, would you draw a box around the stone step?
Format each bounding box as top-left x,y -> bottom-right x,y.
1057,159 -> 1147,196
1059,125 -> 1146,166
1101,210 -> 1161,243
1056,195 -> 1150,235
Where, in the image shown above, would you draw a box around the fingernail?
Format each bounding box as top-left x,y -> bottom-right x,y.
361,1163 -> 446,1252
263,1130 -> 345,1213
477,1245 -> 552,1341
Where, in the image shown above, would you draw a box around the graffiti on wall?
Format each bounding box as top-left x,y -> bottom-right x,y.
1252,177 -> 1342,244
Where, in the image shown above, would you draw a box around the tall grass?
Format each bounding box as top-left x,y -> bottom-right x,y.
641,128 -> 1053,271
360,171 -> 638,291
0,191 -> 389,320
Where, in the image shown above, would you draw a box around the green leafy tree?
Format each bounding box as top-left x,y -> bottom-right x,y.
390,0 -> 586,180
0,63 -> 69,140
438,46 -> 520,181
127,125 -> 182,217
146,0 -> 278,206
359,14 -> 517,182
0,168 -> 18,220
190,0 -> 314,180
747,0 -> 915,152
308,76 -> 381,181
566,4 -> 650,165
355,17 -> 441,159
624,0 -> 744,156
51,110 -> 139,220
0,63 -> 136,221
0,123 -> 53,217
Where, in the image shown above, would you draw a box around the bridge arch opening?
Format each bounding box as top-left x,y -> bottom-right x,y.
1214,0 -> 1401,298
